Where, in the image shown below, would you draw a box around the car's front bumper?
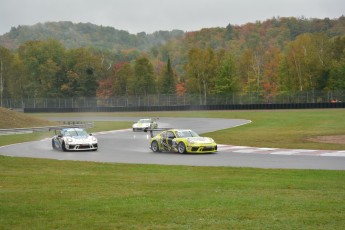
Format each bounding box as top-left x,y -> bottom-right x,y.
66,143 -> 98,151
186,144 -> 217,153
132,127 -> 149,131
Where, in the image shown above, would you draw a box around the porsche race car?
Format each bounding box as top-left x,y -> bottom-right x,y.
148,128 -> 217,154
52,128 -> 98,151
132,118 -> 158,131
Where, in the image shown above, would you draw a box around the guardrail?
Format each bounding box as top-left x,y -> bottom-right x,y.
0,122 -> 94,135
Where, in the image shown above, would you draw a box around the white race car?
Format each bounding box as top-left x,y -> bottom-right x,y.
52,128 -> 98,151
132,118 -> 158,131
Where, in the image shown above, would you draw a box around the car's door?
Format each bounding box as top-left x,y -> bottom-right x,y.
165,131 -> 176,147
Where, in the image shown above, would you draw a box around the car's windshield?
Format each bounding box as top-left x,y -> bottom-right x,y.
138,119 -> 151,123
176,130 -> 199,138
64,129 -> 88,137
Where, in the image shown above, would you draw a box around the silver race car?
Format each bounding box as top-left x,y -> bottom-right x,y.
52,128 -> 98,151
132,118 -> 158,131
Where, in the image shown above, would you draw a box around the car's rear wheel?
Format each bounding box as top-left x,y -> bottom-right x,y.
151,140 -> 160,152
178,142 -> 186,154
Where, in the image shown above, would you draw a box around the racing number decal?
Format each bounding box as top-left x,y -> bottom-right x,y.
162,131 -> 176,150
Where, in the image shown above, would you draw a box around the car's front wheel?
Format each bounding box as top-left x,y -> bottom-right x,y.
52,139 -> 56,149
61,141 -> 67,152
177,142 -> 186,154
151,140 -> 160,152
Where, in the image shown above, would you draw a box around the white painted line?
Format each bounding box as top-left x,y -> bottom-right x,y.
226,146 -> 252,149
290,149 -> 318,153
321,152 -> 345,157
270,151 -> 296,155
233,149 -> 265,153
256,148 -> 278,151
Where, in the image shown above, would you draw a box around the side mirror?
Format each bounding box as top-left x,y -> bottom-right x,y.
58,134 -> 63,138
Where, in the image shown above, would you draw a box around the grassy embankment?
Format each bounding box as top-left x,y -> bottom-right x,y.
1,108 -> 345,229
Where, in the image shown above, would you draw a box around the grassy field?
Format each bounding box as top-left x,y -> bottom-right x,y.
1,109 -> 345,229
1,156 -> 344,229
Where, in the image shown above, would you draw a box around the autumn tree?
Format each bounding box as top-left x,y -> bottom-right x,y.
261,46 -> 282,102
213,52 -> 239,95
6,55 -> 25,100
238,49 -> 263,98
0,46 -> 13,104
328,36 -> 345,90
185,47 -> 217,104
63,47 -> 100,97
113,62 -> 134,96
133,56 -> 156,96
281,33 -> 331,93
17,40 -> 65,98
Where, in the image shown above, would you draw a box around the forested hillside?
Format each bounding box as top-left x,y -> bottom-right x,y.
0,16 -> 344,105
0,21 -> 184,51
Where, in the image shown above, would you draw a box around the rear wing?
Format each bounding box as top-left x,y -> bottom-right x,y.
48,123 -> 94,135
144,128 -> 171,138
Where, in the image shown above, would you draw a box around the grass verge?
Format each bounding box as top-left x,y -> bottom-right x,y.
1,156 -> 344,229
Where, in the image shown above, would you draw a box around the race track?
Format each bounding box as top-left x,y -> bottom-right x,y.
1,117 -> 344,170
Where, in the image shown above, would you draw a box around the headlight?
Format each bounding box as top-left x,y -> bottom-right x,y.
66,138 -> 73,143
187,138 -> 195,144
91,136 -> 97,142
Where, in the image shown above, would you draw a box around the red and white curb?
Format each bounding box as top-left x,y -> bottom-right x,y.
218,145 -> 345,157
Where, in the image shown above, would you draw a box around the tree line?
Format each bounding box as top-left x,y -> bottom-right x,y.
0,17 -> 344,104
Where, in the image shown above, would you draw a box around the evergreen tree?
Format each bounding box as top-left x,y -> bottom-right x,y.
161,57 -> 175,94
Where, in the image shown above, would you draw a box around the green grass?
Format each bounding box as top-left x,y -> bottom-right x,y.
203,109 -> 345,150
1,156 -> 344,229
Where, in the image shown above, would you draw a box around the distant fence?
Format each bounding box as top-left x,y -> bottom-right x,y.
23,102 -> 345,113
2,91 -> 345,112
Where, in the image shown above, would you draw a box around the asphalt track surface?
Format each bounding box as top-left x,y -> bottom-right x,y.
1,117 -> 344,170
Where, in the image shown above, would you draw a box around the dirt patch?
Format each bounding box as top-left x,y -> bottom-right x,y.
307,135 -> 345,144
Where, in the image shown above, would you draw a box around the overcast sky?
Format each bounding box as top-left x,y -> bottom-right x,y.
1,0 -> 344,35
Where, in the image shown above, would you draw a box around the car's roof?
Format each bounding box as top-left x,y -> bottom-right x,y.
138,118 -> 152,122
62,128 -> 85,132
167,129 -> 193,132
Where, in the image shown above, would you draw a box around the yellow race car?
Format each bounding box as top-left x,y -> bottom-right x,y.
148,129 -> 217,154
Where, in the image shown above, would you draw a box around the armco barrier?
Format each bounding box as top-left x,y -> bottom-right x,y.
23,102 -> 345,113
0,122 -> 94,135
